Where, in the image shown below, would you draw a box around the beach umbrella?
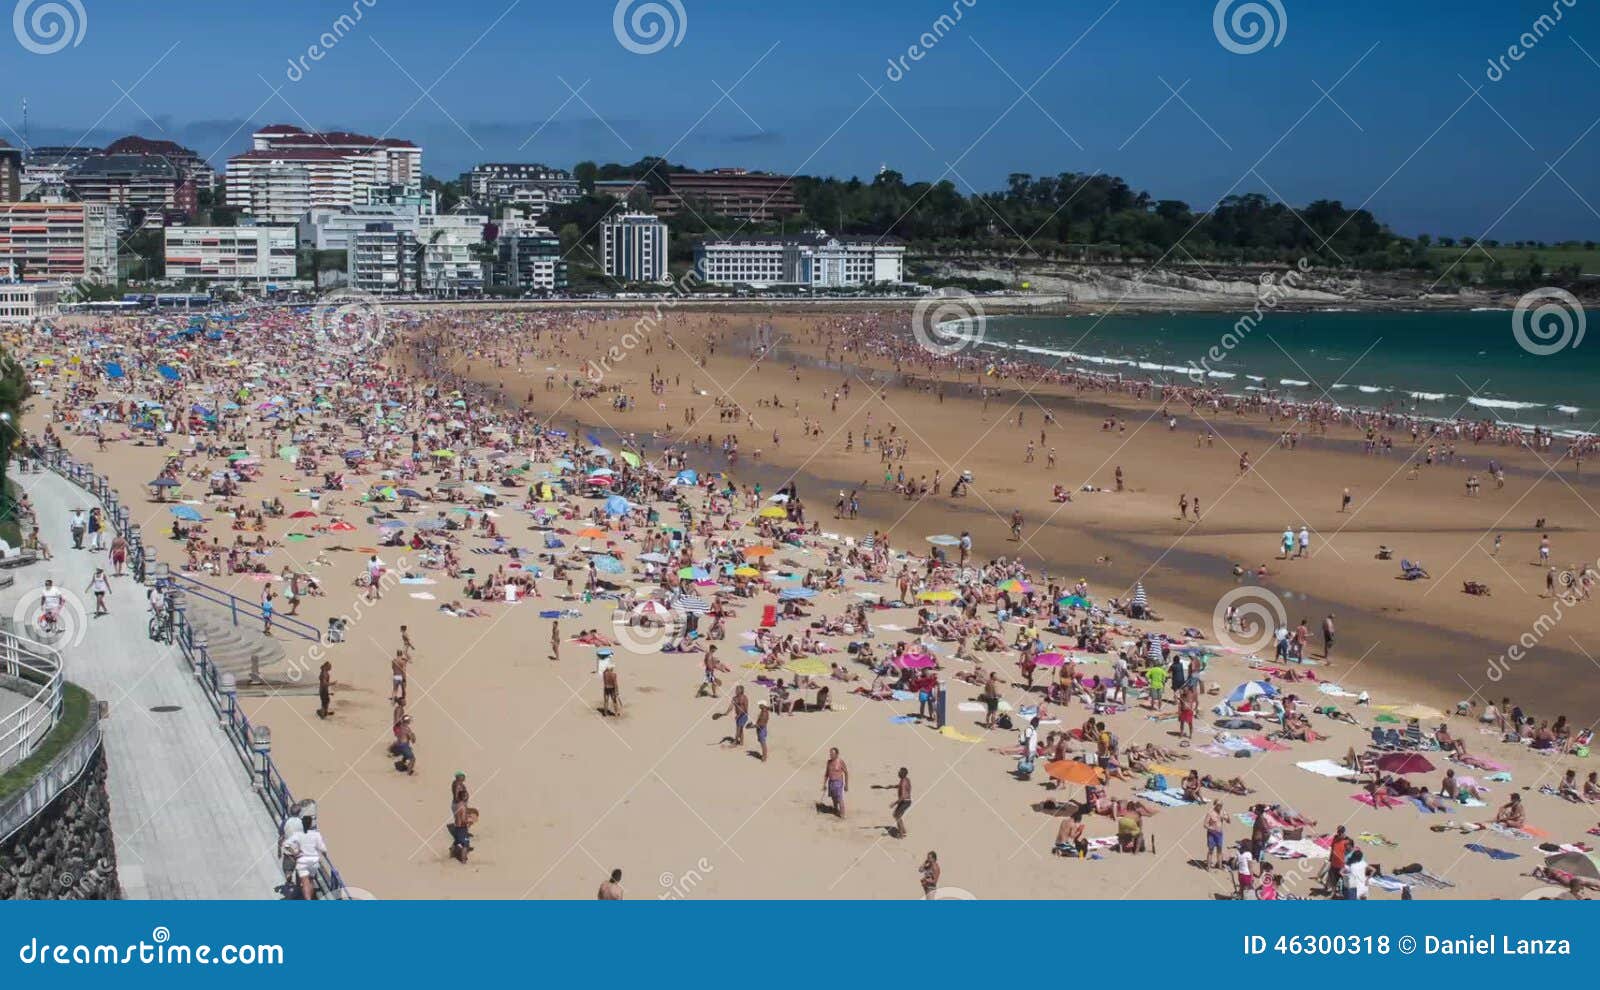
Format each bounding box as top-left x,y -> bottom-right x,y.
1033,652 -> 1066,667
397,488 -> 423,499
1056,594 -> 1092,609
277,445 -> 300,460
744,546 -> 775,558
289,510 -> 317,519
604,495 -> 632,516
1375,753 -> 1435,775
733,565 -> 761,577
329,521 -> 357,533
588,467 -> 615,477
637,552 -> 670,564
577,527 -> 607,539
786,657 -> 829,677
590,446 -> 613,459
858,535 -> 875,550
926,534 -> 961,546
588,475 -> 614,487
474,484 -> 497,496
917,590 -> 958,602
674,594 -> 710,614
778,587 -> 816,601
1132,583 -> 1148,610
1544,851 -> 1600,880
1044,760 -> 1103,786
768,493 -> 790,503
674,469 -> 698,485
618,451 -> 641,468
998,579 -> 1031,593
897,653 -> 936,669
633,600 -> 671,616
170,505 -> 202,521
148,477 -> 180,488
757,506 -> 787,519
592,555 -> 625,575
1225,681 -> 1278,706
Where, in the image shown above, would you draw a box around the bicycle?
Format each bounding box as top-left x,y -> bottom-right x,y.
148,605 -> 175,644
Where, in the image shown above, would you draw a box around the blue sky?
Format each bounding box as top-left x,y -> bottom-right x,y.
3,0 -> 1598,240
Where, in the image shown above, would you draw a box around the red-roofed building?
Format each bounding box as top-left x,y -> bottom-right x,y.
102,135 -> 216,192
226,126 -> 422,224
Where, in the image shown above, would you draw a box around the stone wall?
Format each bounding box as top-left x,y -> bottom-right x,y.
0,749 -> 120,900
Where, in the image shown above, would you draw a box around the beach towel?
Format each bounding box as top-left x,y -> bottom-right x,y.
1351,791 -> 1406,809
891,690 -> 917,702
1409,798 -> 1441,814
1356,832 -> 1396,847
1265,838 -> 1328,860
889,715 -> 919,724
398,577 -> 436,585
1296,759 -> 1357,779
408,592 -> 436,600
1464,842 -> 1520,861
1378,870 -> 1455,890
1135,789 -> 1197,807
939,726 -> 982,743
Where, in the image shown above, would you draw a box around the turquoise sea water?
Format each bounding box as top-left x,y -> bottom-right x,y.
977,309 -> 1597,432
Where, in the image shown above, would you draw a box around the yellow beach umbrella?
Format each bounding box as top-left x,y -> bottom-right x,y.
757,506 -> 787,519
917,590 -> 958,602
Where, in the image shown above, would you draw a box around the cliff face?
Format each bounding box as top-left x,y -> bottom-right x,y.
0,749 -> 120,900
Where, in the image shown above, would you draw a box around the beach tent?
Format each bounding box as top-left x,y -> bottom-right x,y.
674,469 -> 699,486
1544,851 -> 1600,880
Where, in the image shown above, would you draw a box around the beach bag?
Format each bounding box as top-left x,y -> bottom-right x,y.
1148,773 -> 1168,792
1016,757 -> 1035,776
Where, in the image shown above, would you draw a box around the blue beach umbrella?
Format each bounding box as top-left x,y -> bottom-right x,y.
170,505 -> 202,521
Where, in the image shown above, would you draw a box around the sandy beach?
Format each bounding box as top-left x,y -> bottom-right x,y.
12,303 -> 1600,901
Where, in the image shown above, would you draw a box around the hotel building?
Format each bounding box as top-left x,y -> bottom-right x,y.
63,154 -> 196,228
0,281 -> 63,322
225,126 -> 421,223
693,231 -> 904,288
601,212 -> 669,283
655,169 -> 800,222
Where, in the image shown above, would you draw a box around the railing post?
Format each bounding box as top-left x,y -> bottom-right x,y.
251,724 -> 272,793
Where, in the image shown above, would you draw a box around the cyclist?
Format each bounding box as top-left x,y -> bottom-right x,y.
38,580 -> 64,636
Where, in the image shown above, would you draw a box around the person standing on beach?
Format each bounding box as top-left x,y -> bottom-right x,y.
550,620 -> 561,662
919,851 -> 941,899
598,869 -> 624,899
1204,801 -> 1226,870
1539,535 -> 1551,566
1009,510 -> 1023,542
754,701 -> 770,761
317,661 -> 333,718
720,684 -> 748,743
1340,487 -> 1352,512
1322,614 -> 1335,658
823,747 -> 849,817
891,767 -> 913,838
391,650 -> 408,705
601,663 -> 621,716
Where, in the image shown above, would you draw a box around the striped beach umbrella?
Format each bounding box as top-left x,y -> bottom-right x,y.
674,594 -> 710,614
1132,582 -> 1148,609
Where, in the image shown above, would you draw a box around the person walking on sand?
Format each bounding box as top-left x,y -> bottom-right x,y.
919,851 -> 941,899
892,767 -> 913,838
823,747 -> 849,817
261,586 -> 274,635
391,650 -> 408,705
1322,614 -> 1335,658
550,620 -> 561,662
1340,487 -> 1352,513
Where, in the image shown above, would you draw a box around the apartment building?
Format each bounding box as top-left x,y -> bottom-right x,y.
601,212 -> 669,283
489,226 -> 566,292
655,168 -> 800,222
463,163 -> 579,206
0,202 -> 117,282
0,141 -> 20,202
251,125 -> 420,186
693,231 -> 904,288
226,127 -> 421,223
63,154 -> 196,228
347,223 -> 417,295
164,225 -> 297,284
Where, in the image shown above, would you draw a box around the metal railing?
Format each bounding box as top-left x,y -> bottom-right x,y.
0,699 -> 100,847
0,628 -> 64,776
38,443 -> 349,899
165,571 -> 322,645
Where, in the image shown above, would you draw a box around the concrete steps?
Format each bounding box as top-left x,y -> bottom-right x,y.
179,603 -> 313,697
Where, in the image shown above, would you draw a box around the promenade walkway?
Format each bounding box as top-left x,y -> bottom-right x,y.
1,468 -> 283,899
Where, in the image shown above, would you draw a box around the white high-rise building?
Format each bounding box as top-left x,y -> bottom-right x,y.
601,213 -> 669,283
164,226 -> 297,284
225,126 -> 421,224
415,213 -> 488,294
